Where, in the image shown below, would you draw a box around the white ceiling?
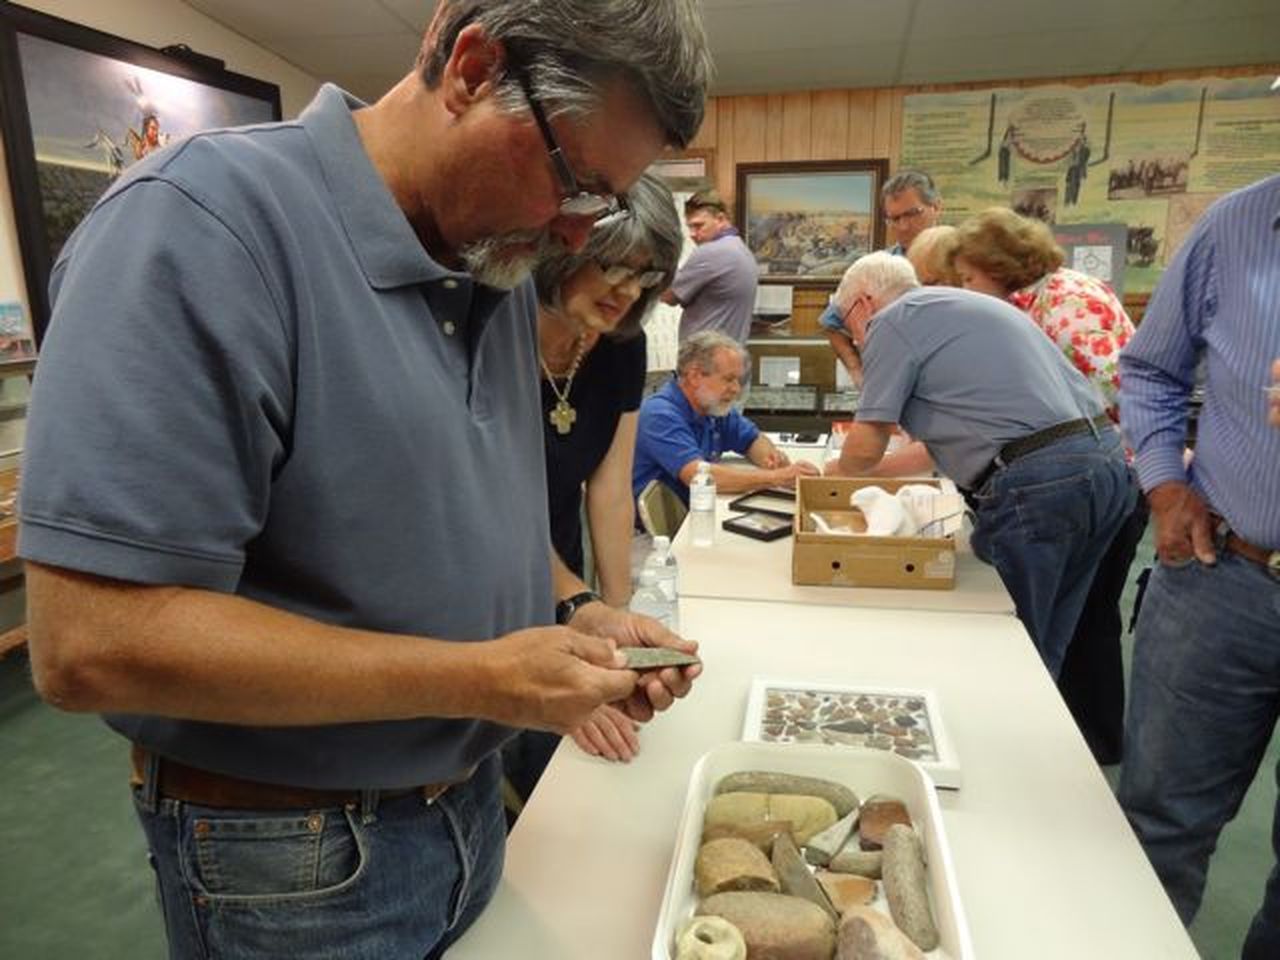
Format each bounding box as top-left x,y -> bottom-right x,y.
183,0 -> 1280,101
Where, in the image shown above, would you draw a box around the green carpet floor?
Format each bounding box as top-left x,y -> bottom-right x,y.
2,541 -> 1277,957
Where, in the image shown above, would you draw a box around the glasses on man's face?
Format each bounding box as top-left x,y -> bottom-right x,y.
516,71 -> 627,222
883,205 -> 928,226
596,261 -> 665,289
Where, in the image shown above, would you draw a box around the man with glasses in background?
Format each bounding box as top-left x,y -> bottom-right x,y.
19,2 -> 711,957
821,170 -> 944,382
634,331 -> 819,505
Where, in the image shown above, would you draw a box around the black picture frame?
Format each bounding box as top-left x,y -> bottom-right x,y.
735,159 -> 889,288
728,488 -> 797,519
0,1 -> 281,347
722,511 -> 794,542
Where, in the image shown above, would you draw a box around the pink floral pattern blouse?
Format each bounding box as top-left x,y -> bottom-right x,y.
1007,267 -> 1135,422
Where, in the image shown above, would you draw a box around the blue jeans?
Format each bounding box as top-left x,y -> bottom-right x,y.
133,754 -> 506,960
1117,553 -> 1280,959
969,429 -> 1137,677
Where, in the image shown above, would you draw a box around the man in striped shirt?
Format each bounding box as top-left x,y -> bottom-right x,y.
1117,173 -> 1280,959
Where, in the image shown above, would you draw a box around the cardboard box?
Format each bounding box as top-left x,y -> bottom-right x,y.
792,477 -> 959,589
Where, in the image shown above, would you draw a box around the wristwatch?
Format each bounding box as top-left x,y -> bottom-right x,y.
555,590 -> 603,625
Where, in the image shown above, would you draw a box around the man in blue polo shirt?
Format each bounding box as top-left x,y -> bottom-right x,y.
634,331 -> 818,503
18,2 -> 712,957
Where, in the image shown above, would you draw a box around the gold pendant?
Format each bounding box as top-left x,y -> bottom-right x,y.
549,398 -> 576,434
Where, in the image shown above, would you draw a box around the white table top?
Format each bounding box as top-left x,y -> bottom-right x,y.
673,494 -> 1015,616
448,598 -> 1194,959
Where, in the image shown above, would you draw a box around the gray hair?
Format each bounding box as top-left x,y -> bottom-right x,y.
882,169 -> 939,206
833,251 -> 920,313
418,1 -> 712,148
677,331 -> 746,377
534,173 -> 683,338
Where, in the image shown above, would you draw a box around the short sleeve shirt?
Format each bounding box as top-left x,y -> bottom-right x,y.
632,379 -> 760,504
857,287 -> 1106,487
672,229 -> 759,344
19,85 -> 552,789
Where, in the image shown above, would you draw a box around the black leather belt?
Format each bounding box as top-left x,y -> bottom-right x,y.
965,413 -> 1113,496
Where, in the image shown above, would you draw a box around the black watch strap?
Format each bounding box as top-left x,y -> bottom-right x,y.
555,590 -> 603,625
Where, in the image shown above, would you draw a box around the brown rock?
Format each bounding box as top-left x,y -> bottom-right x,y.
828,846 -> 883,878
772,832 -> 838,920
698,892 -> 836,960
858,795 -> 912,850
816,871 -> 877,913
702,820 -> 794,854
836,905 -> 924,960
713,771 -> 860,817
695,837 -> 780,897
881,824 -> 939,951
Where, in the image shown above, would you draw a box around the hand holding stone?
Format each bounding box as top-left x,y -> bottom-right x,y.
477,625 -> 635,734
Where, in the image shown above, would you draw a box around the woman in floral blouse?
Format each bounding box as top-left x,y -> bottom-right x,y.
950,207 -> 1146,767
950,207 -> 1133,420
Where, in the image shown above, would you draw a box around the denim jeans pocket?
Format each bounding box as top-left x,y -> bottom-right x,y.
1009,470 -> 1094,540
188,806 -> 366,903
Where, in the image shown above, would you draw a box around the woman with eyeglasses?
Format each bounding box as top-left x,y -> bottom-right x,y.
502,173 -> 683,809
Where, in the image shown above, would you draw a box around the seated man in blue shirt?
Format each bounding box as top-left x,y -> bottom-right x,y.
634,330 -> 819,504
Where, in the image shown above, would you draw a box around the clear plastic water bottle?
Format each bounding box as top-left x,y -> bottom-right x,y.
689,460 -> 717,547
646,535 -> 679,623
630,567 -> 676,631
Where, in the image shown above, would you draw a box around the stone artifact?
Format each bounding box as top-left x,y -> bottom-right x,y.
858,795 -> 912,850
771,832 -> 838,920
836,904 -> 925,960
704,792 -> 838,845
828,847 -> 883,878
621,646 -> 701,670
815,871 -> 877,914
881,824 -> 939,952
702,819 -> 794,853
675,915 -> 748,960
695,837 -> 780,897
698,891 -> 836,960
804,809 -> 859,866
714,771 -> 860,817
754,687 -> 939,762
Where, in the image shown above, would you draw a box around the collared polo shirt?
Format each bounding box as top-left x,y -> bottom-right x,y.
633,378 -> 760,504
20,84 -> 551,788
857,287 -> 1105,487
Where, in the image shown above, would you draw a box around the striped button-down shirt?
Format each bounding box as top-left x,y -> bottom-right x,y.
1119,173 -> 1280,550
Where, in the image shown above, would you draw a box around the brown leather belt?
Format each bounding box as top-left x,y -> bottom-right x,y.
1212,518 -> 1280,580
130,745 -> 469,810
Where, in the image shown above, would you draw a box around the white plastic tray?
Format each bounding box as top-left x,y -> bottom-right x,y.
651,741 -> 974,960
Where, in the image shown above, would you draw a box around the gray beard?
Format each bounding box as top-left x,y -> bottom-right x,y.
459,230 -> 562,290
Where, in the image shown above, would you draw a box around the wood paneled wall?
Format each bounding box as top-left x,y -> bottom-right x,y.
689,63 -> 1279,211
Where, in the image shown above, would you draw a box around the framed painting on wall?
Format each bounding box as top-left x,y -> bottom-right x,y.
0,1 -> 281,348
736,159 -> 889,286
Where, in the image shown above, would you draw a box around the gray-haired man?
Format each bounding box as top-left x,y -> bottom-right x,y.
826,252 -> 1136,684
19,2 -> 711,956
